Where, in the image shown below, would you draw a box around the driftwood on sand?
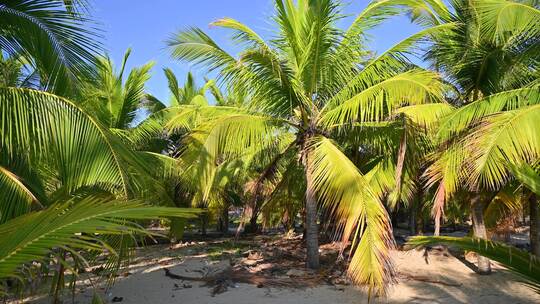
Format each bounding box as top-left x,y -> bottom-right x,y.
163,267 -> 310,296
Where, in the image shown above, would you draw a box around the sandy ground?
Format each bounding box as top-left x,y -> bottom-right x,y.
21,239 -> 540,304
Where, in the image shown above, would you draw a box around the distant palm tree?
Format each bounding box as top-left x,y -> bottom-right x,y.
166,0 -> 445,294
79,48 -> 154,130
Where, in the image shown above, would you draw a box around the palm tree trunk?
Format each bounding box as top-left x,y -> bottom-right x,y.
246,208 -> 259,233
530,194 -> 540,256
471,193 -> 491,274
304,158 -> 320,269
201,214 -> 207,236
409,199 -> 417,235
218,203 -> 229,234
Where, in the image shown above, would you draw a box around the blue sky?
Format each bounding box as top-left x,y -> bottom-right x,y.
93,0 -> 421,103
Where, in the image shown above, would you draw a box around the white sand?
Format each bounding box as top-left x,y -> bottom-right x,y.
24,243 -> 540,304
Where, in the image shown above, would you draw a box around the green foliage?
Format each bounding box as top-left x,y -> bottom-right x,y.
79,48 -> 155,129
0,196 -> 198,280
164,0 -> 450,295
0,0 -> 101,95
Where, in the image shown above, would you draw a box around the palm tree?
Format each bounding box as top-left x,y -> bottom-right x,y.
79,48 -> 154,130
0,1 -> 199,299
0,85 -> 200,298
416,0 -> 540,273
165,0 -> 445,294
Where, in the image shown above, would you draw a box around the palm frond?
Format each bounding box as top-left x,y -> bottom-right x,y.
0,87 -> 154,205
465,104 -> 540,190
0,165 -> 42,223
308,136 -> 395,296
321,69 -> 443,126
394,102 -> 454,128
508,162 -> 540,195
476,0 -> 540,43
0,0 -> 101,95
437,87 -> 540,141
0,196 -> 198,280
167,27 -> 244,84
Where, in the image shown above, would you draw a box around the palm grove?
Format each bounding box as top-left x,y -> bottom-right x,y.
0,0 -> 539,300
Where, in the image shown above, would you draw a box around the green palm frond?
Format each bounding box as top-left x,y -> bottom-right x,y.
394,103 -> 455,128
476,0 -> 540,43
0,87 -> 165,219
163,67 -> 182,106
406,236 -> 540,292
81,49 -> 155,129
437,87 -> 540,141
0,165 -> 42,223
508,162 -> 540,195
484,185 -> 523,228
210,17 -> 269,50
424,143 -> 469,199
465,104 -> 540,190
321,69 -> 443,126
0,196 -> 199,280
343,0 -> 448,48
184,112 -> 292,158
167,27 -> 244,82
308,136 -> 395,296
0,0 -> 101,95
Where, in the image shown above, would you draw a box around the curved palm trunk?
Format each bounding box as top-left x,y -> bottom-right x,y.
471,193 -> 491,274
530,194 -> 540,256
304,157 -> 320,269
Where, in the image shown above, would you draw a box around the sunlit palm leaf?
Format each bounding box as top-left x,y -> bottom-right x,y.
465,104 -> 540,189
321,69 -> 443,126
0,196 -> 199,280
0,88 -> 157,215
308,136 -> 395,296
508,162 -> 540,196
0,0 -> 101,95
436,87 -> 540,141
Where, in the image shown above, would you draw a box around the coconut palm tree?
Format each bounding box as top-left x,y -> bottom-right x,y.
414,0 -> 540,273
0,1 -> 198,299
0,85 -> 200,298
165,0 -> 446,294
78,48 -> 154,130
145,69 -> 217,110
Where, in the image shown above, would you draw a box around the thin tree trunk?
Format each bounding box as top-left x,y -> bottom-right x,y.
218,203 -> 229,234
246,209 -> 258,233
530,194 -> 540,256
304,158 -> 320,269
52,250 -> 66,304
201,214 -> 207,236
409,199 -> 417,235
471,193 -> 491,274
